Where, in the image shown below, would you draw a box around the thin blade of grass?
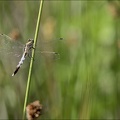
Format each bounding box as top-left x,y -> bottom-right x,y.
22,0 -> 44,119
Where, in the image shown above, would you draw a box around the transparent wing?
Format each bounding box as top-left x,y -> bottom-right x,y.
0,34 -> 24,56
0,34 -> 63,61
35,51 -> 60,60
38,38 -> 63,50
35,38 -> 63,60
0,34 -> 25,75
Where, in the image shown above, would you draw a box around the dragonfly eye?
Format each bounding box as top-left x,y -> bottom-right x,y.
28,39 -> 34,43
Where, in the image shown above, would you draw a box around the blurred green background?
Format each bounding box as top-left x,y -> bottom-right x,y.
0,0 -> 120,119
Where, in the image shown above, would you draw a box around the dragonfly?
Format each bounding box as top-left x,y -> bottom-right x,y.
0,33 -> 61,76
12,39 -> 34,76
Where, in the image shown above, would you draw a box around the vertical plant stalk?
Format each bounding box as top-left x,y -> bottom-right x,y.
22,0 -> 44,119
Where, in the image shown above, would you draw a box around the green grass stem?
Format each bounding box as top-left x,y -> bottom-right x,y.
22,0 -> 44,119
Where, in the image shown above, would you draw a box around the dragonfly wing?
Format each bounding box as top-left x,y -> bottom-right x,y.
35,37 -> 62,60
0,34 -> 24,56
0,34 -> 24,75
35,51 -> 60,60
37,37 -> 63,50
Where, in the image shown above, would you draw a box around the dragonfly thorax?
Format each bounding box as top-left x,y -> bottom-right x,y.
25,39 -> 34,49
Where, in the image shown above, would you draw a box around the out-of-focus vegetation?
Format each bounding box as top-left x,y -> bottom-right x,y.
0,0 -> 120,119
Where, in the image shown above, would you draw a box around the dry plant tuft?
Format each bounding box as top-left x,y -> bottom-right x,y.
26,100 -> 43,120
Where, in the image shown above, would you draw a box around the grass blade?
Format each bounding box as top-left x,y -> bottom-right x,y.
22,0 -> 44,119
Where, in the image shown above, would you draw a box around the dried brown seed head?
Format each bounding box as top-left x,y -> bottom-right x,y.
26,100 -> 43,120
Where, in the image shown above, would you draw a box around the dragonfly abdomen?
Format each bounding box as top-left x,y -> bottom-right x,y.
12,52 -> 26,76
12,66 -> 20,76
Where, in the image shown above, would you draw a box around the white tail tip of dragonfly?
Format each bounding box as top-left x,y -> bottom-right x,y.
12,73 -> 14,76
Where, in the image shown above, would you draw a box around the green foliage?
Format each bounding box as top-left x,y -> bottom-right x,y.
0,0 -> 120,119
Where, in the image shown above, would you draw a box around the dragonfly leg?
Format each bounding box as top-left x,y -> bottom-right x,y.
28,53 -> 32,59
28,53 -> 35,61
32,47 -> 35,49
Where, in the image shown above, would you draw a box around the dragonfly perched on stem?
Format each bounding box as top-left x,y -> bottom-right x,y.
0,33 -> 61,76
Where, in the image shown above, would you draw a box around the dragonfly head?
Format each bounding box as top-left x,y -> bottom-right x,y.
28,39 -> 34,43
